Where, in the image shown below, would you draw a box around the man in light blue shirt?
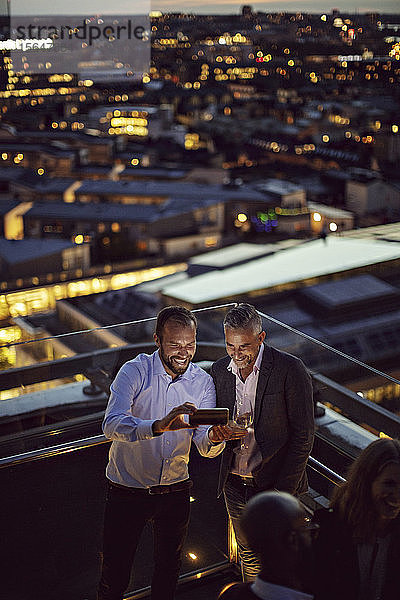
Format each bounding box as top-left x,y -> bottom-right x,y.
97,306 -> 240,600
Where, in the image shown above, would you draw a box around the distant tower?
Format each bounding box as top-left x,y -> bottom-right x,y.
242,5 -> 253,17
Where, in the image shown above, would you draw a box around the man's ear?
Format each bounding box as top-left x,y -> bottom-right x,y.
154,333 -> 160,348
259,331 -> 266,343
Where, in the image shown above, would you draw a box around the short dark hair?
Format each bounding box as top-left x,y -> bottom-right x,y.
223,303 -> 262,334
155,305 -> 197,339
331,437 -> 400,540
241,491 -> 302,556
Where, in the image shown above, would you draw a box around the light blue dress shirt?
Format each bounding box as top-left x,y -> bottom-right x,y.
103,350 -> 225,488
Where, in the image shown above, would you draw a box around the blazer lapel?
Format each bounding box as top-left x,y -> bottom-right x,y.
225,369 -> 236,418
254,344 -> 274,427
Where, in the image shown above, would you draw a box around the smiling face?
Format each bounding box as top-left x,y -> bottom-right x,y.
371,462 -> 400,525
224,326 -> 265,379
154,320 -> 196,379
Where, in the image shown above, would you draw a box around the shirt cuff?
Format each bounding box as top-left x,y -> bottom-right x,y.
136,420 -> 156,440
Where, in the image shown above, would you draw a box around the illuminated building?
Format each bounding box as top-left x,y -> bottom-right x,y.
308,202 -> 354,234
0,262 -> 185,320
345,169 -> 400,218
0,142 -> 75,176
0,237 -> 89,280
249,179 -> 309,234
88,105 -> 168,138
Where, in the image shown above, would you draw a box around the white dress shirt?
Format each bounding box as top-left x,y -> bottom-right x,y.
103,350 -> 224,488
228,344 -> 264,477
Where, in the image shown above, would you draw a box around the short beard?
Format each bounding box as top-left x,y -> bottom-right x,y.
160,350 -> 190,376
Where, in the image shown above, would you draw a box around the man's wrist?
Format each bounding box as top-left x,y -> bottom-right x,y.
208,426 -> 221,445
152,420 -> 163,436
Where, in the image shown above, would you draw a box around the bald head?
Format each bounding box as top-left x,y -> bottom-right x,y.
240,491 -> 315,592
240,491 -> 305,556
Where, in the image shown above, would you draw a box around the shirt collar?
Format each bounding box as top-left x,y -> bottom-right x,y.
153,349 -> 193,380
252,578 -> 314,600
227,342 -> 264,376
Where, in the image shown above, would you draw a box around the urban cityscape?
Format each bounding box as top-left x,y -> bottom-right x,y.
1,4 -> 400,600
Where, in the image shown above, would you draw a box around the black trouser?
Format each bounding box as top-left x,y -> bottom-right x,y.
224,474 -> 260,582
97,481 -> 191,600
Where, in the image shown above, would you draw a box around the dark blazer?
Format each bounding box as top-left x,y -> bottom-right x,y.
211,343 -> 314,497
314,508 -> 400,600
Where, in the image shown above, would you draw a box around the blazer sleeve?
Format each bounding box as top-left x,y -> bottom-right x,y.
274,356 -> 314,494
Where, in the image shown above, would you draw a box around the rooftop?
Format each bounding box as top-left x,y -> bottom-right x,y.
308,202 -> 354,219
162,237 -> 400,305
15,175 -> 76,193
25,194 -> 226,222
300,274 -> 399,311
76,179 -> 267,202
255,179 -> 304,197
0,237 -> 75,264
25,201 -> 157,222
189,240 -> 302,269
0,198 -> 20,215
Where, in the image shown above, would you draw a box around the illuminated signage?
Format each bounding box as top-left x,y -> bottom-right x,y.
251,210 -> 278,232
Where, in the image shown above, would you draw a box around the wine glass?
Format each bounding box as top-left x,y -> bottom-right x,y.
232,403 -> 254,454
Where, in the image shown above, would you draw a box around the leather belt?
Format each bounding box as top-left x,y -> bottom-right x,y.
228,473 -> 257,488
110,479 -> 193,495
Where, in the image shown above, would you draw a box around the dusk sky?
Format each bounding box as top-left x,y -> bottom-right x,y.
9,0 -> 400,14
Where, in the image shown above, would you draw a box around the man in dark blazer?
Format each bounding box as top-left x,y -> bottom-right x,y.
210,303 -> 314,581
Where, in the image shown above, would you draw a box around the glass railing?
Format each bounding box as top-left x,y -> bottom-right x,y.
257,308 -> 400,438
1,302 -> 400,600
1,301 -> 399,451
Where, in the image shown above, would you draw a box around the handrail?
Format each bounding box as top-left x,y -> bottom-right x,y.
308,455 -> 346,486
0,434 -> 108,469
123,562 -> 232,599
313,372 -> 400,439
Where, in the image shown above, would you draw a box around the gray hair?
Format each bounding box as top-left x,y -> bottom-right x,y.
223,303 -> 262,334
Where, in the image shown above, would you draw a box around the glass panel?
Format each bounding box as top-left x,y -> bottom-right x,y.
0,304 -> 233,600
258,307 -> 400,428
